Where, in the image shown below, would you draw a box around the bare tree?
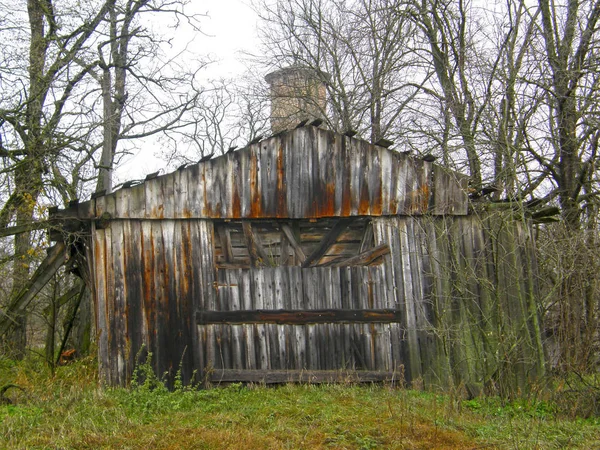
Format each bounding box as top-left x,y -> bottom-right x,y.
0,0 -> 206,356
534,0 -> 600,371
253,0 -> 421,142
158,76 -> 270,167
251,0 -> 600,372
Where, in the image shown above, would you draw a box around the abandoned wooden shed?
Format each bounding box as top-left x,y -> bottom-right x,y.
49,123 -> 545,393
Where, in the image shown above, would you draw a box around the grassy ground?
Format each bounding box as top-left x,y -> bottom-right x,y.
1,356 -> 598,449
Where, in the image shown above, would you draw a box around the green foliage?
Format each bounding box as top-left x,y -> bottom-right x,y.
463,397 -> 556,419
0,355 -> 599,448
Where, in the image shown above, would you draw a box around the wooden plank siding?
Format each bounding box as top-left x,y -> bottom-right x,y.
202,266 -> 401,373
90,211 -> 544,391
93,219 -> 215,387
52,128 -> 544,391
50,127 -> 467,225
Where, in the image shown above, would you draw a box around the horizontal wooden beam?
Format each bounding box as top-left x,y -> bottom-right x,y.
0,220 -> 52,238
197,308 -> 402,325
207,369 -> 401,384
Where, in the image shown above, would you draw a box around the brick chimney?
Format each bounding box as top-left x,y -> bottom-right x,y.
265,66 -> 328,134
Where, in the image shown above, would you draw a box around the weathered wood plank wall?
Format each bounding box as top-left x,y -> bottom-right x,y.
199,266 -> 401,374
378,212 -> 545,392
54,127 -> 468,224
52,127 -> 543,390
92,219 -> 215,386
91,211 -> 544,391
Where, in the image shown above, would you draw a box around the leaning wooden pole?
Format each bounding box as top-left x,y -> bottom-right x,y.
0,242 -> 68,337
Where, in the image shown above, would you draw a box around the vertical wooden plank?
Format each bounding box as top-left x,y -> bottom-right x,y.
284,133 -> 297,218
273,267 -> 288,368
447,216 -> 476,387
203,221 -> 218,372
302,267 -> 317,369
239,270 -> 255,370
221,154 -> 233,218
237,149 -> 249,218
369,147 -> 382,216
197,221 -> 216,311
259,140 -> 276,217
173,220 -> 194,383
99,223 -> 117,384
339,267 -> 353,369
185,219 -> 204,374
248,144 -> 261,218
251,269 -> 269,369
180,220 -> 199,382
380,150 -> 392,216
149,220 -> 167,378
202,159 -> 216,217
186,164 -> 204,217
114,188 -> 130,219
386,217 -> 419,381
139,221 -> 157,374
301,129 -> 314,218
329,267 -> 342,369
320,268 -> 331,369
144,178 -> 164,219
288,267 -> 304,369
409,219 -> 440,383
373,218 -> 402,372
104,224 -> 123,383
227,269 -> 243,370
421,159 -> 433,213
403,159 -> 416,214
122,220 -> 145,383
168,220 -> 188,382
171,167 -> 184,218
422,217 -> 452,387
339,136 -> 352,217
394,156 -> 408,215
263,269 -> 278,369
93,224 -> 110,384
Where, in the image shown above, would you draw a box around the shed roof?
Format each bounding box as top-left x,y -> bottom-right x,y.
50,126 -> 468,227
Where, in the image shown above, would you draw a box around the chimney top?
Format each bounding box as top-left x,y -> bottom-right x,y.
265,66 -> 328,134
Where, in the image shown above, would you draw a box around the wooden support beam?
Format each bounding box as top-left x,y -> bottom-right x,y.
217,226 -> 234,263
0,221 -> 51,238
281,223 -> 306,263
359,222 -> 374,252
0,242 -> 68,336
331,244 -> 390,267
197,308 -> 402,325
280,230 -> 290,265
301,218 -> 354,268
242,222 -> 271,267
207,369 -> 401,384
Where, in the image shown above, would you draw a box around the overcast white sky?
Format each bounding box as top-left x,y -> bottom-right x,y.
114,0 -> 260,182
196,0 -> 260,77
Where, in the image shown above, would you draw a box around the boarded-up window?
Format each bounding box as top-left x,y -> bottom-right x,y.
213,218 -> 388,269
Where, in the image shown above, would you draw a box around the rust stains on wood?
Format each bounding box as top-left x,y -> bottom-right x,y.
276,144 -> 288,217
249,146 -> 261,218
60,127 -> 468,224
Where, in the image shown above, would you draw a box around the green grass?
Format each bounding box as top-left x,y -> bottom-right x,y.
0,356 -> 598,449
